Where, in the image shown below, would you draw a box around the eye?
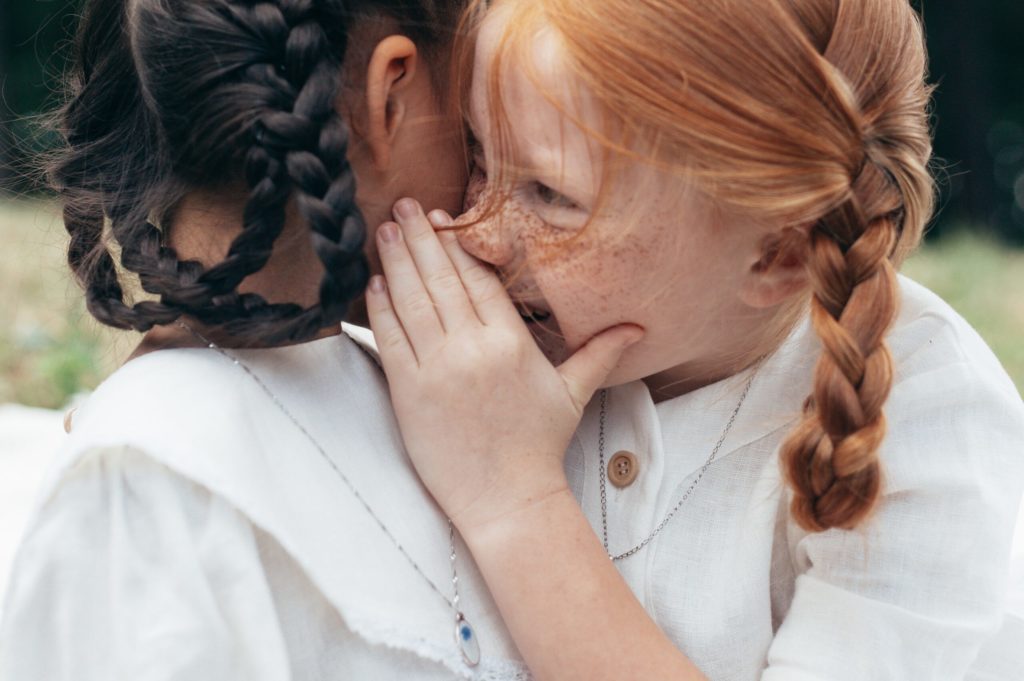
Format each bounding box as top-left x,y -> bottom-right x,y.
472,151 -> 488,176
533,182 -> 581,211
466,131 -> 487,172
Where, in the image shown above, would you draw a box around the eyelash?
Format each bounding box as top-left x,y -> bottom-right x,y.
533,182 -> 581,211
469,137 -> 583,213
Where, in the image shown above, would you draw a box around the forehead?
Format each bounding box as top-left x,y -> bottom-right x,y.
471,4 -> 605,169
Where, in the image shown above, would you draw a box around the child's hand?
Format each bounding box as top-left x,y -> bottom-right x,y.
366,199 -> 643,534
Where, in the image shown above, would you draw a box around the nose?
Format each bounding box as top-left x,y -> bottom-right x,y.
455,170 -> 518,268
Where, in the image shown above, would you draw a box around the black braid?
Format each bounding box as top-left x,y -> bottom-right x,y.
51,0 -> 464,345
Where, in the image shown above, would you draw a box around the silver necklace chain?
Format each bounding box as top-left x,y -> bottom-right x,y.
177,322 -> 480,667
598,364 -> 761,561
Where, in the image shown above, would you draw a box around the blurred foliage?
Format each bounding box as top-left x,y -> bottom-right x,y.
914,0 -> 1024,244
0,200 -> 134,409
2,1 -> 1024,240
902,231 -> 1024,392
0,0 -> 74,189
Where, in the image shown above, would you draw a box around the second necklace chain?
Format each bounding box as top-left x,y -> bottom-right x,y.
596,365 -> 761,562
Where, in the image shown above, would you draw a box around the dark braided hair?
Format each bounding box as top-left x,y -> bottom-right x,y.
54,0 -> 465,345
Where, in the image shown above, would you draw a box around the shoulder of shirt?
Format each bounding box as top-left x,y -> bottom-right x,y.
69,347 -> 250,444
66,325 -> 377,447
889,274 -> 1022,410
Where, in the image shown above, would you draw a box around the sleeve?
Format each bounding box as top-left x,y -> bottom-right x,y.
762,362 -> 1024,681
0,446 -> 292,681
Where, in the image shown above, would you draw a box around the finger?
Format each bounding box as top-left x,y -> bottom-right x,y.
364,274 -> 418,370
376,221 -> 445,357
429,210 -> 522,328
393,199 -> 478,330
557,325 -> 645,412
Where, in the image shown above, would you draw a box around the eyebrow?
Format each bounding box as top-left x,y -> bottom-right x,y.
469,104 -> 596,202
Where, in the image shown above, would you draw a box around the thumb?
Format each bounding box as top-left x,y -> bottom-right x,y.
557,324 -> 645,411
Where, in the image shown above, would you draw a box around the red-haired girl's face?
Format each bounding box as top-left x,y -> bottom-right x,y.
455,7 -> 791,396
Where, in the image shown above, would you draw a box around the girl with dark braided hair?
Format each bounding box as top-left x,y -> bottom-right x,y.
0,0 -> 532,678
357,0 -> 1024,679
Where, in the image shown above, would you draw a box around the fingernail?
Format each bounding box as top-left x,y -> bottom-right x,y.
378,222 -> 400,243
428,210 -> 453,227
394,198 -> 420,219
368,275 -> 386,293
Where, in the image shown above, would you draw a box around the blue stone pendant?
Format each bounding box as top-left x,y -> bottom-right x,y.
455,613 -> 480,667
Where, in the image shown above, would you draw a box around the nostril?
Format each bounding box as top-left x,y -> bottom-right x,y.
454,221 -> 511,269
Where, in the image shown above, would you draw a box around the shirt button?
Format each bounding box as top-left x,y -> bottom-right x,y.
608,450 -> 639,488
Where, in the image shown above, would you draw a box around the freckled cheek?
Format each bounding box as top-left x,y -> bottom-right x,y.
536,219 -> 682,344
530,246 -> 643,346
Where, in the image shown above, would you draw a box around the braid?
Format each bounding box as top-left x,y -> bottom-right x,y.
507,0 -> 934,532
102,0 -> 368,344
54,0 -> 184,332
779,0 -> 933,532
53,0 -> 463,345
781,155 -> 904,532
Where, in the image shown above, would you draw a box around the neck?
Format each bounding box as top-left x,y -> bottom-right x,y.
169,190 -> 328,308
642,356 -> 750,403
642,302 -> 803,403
128,190 -> 346,361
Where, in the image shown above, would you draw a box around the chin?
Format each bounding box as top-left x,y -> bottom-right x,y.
529,324 -> 646,391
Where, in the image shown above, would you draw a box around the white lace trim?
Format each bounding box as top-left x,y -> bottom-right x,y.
343,613 -> 533,680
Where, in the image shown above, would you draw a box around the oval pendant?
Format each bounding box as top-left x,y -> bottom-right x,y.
454,614 -> 481,667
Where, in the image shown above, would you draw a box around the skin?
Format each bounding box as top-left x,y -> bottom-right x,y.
457,4 -> 808,399
365,4 -> 813,680
132,22 -> 467,356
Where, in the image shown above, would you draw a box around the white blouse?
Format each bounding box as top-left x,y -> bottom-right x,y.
1,276 -> 1021,681
566,276 -> 1024,680
0,327 -> 529,680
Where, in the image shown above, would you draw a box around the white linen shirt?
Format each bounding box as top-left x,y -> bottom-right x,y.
1,276 -> 1022,680
565,276 -> 1024,680
0,326 -> 530,680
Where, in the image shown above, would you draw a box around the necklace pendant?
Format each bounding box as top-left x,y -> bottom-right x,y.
454,612 -> 480,667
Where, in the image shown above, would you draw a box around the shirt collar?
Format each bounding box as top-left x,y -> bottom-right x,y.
580,313 -> 817,483
48,331 -> 525,679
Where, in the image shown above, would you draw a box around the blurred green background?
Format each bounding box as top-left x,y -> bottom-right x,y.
1,0 -> 1023,409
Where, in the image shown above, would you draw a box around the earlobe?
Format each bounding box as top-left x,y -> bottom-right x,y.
364,35 -> 419,171
739,227 -> 811,308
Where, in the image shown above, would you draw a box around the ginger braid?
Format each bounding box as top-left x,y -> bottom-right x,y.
780,0 -> 934,532
781,159 -> 903,531
506,0 -> 934,531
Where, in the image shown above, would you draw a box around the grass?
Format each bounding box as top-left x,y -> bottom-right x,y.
0,199 -> 135,409
901,230 -> 1024,393
1,198 -> 1022,409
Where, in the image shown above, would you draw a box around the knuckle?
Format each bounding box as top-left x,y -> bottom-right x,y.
404,293 -> 437,318
405,226 -> 435,244
479,287 -> 508,307
425,268 -> 461,291
462,263 -> 494,286
378,330 -> 408,353
368,294 -> 391,314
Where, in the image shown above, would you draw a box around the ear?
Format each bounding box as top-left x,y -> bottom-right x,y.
363,35 -> 419,171
738,226 -> 811,308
